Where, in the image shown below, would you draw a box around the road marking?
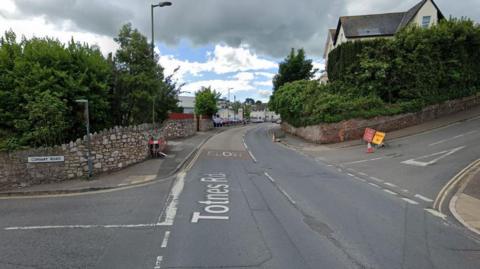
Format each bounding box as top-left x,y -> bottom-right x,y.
383,189 -> 398,196
358,172 -> 368,176
161,231 -> 170,248
414,194 -> 434,203
428,132 -> 475,146
278,186 -> 296,205
341,157 -> 385,165
247,149 -> 257,163
347,168 -> 356,172
401,146 -> 465,167
434,159 -> 480,213
154,256 -> 163,269
4,223 -> 159,230
370,177 -> 384,182
401,189 -> 409,193
264,172 -> 276,183
402,198 -> 419,205
356,177 -> 366,183
425,209 -> 447,220
369,183 -> 381,188
157,172 -> 186,226
337,168 -> 343,173
384,182 -> 398,188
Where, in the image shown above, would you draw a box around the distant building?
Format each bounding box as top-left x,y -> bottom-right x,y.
250,110 -> 280,122
177,96 -> 195,114
324,0 -> 445,64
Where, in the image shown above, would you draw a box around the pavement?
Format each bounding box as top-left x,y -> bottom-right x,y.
0,129 -> 219,197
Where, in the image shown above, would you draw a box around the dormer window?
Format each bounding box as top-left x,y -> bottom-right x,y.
422,16 -> 431,28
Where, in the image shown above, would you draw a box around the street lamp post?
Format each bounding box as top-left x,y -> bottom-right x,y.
227,87 -> 233,122
151,1 -> 172,125
75,99 -> 93,179
151,1 -> 172,59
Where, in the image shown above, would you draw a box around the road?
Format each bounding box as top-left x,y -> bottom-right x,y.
1,124 -> 479,268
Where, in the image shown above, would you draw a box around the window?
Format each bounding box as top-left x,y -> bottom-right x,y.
422,16 -> 431,28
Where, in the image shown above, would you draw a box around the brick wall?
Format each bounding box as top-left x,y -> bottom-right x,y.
282,95 -> 480,144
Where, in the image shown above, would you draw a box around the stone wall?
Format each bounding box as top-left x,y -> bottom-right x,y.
198,116 -> 213,132
0,124 -> 153,190
161,118 -> 195,139
282,95 -> 480,144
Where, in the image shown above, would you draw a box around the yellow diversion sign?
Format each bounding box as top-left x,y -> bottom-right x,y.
372,131 -> 386,145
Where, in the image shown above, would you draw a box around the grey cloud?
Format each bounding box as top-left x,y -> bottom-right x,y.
10,0 -> 480,58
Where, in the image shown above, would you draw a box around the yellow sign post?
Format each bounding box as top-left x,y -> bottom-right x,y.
372,131 -> 386,145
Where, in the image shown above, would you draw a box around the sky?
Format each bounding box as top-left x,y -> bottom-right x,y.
1,0 -> 479,102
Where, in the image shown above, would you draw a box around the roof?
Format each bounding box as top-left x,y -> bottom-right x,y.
331,0 -> 445,45
397,0 -> 445,31
339,12 -> 405,38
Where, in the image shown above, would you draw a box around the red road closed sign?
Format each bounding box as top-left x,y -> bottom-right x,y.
363,128 -> 376,143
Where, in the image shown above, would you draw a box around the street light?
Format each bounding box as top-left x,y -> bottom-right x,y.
151,2 -> 172,125
151,1 -> 172,59
227,88 -> 233,121
75,99 -> 93,179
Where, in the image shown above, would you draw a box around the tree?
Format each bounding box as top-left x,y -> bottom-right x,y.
232,101 -> 242,114
243,104 -> 252,119
272,48 -> 317,92
111,23 -> 177,125
195,87 -> 220,116
245,98 -> 255,105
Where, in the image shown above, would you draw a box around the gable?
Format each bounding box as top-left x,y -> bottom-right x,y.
397,0 -> 444,31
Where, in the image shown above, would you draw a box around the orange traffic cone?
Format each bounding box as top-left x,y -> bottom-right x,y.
367,143 -> 374,153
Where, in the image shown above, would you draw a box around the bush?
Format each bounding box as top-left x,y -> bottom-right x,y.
273,19 -> 480,127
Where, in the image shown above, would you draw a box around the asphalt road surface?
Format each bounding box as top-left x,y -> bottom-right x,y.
1,124 -> 479,268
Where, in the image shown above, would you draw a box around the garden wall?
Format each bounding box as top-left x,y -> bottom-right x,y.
282,95 -> 480,144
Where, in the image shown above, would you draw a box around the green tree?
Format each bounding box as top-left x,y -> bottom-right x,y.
111,23 -> 178,125
194,87 -> 220,116
272,48 -> 317,92
232,101 -> 242,114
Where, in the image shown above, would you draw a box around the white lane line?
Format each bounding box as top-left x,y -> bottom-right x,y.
243,141 -> 249,149
402,198 -> 419,205
347,173 -> 355,177
384,182 -> 398,188
264,172 -> 275,183
358,172 -> 368,176
341,157 -> 385,165
356,177 -> 366,183
425,209 -> 447,220
5,223 -> 159,230
464,130 -> 478,135
402,189 -> 410,193
370,177 -> 384,183
154,256 -> 163,269
247,149 -> 257,163
383,189 -> 398,196
278,186 -> 296,205
161,231 -> 171,248
157,172 -> 186,226
337,168 -> 343,173
414,194 -> 434,203
369,183 -> 381,188
402,146 -> 465,167
429,134 -> 467,146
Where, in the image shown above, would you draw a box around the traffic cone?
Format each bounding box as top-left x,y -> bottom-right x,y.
367,143 -> 374,153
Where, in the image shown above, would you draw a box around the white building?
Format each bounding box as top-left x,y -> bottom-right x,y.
324,0 -> 445,64
177,96 -> 195,114
250,110 -> 280,122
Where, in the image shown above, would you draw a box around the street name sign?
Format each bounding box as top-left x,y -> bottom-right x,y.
28,156 -> 65,163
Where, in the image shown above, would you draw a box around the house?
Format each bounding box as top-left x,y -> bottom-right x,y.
177,96 -> 195,114
324,0 -> 445,63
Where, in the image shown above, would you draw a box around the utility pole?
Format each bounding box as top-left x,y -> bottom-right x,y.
75,99 -> 93,179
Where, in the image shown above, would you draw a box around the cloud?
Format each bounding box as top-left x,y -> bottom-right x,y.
4,0 -> 479,59
159,44 -> 277,81
258,90 -> 272,98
